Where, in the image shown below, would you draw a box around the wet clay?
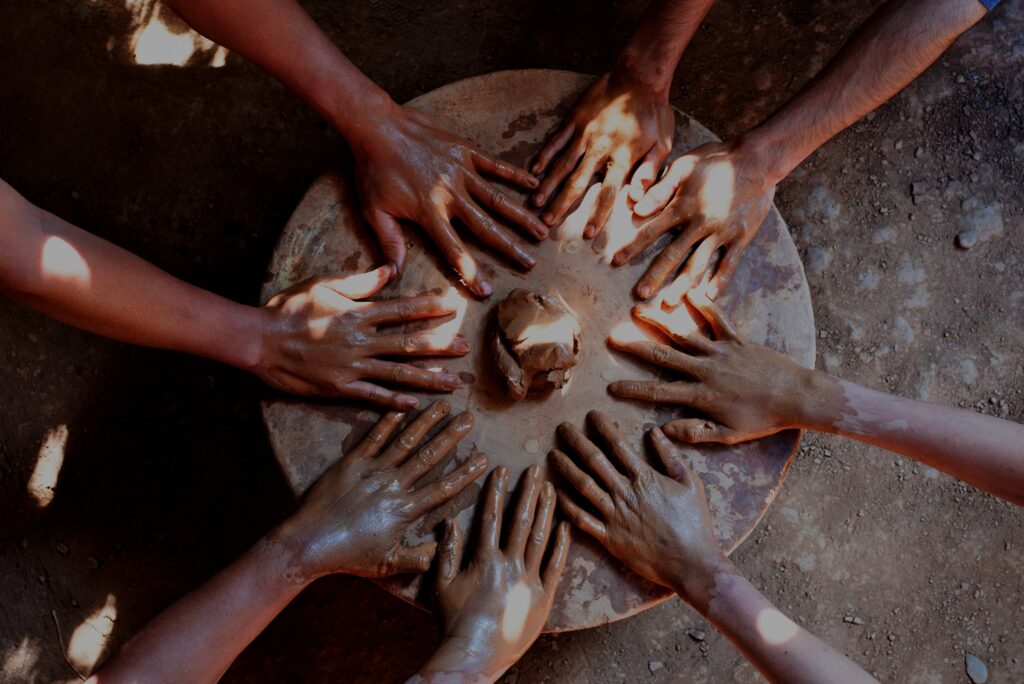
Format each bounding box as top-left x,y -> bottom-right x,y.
491,289 -> 581,401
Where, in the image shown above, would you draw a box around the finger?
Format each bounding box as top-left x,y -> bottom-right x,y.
532,121 -> 576,176
632,224 -> 710,300
606,338 -> 705,377
542,521 -> 571,591
473,150 -> 539,190
265,368 -> 322,396
587,161 -> 629,238
705,242 -> 746,300
360,295 -> 456,326
365,208 -> 407,273
337,380 -> 418,411
399,410 -> 474,485
479,466 -> 509,552
544,153 -> 602,227
556,423 -> 627,495
587,410 -> 646,479
455,195 -> 536,270
320,265 -> 392,301
628,143 -> 671,201
534,139 -> 585,211
385,541 -> 437,575
631,305 -> 717,354
555,490 -> 606,540
438,519 -> 463,585
414,452 -> 489,514
686,291 -> 741,341
526,481 -> 555,574
373,332 -> 471,358
649,426 -> 690,482
663,418 -> 742,445
423,212 -> 491,298
506,465 -> 543,557
657,236 -> 721,308
607,380 -> 706,408
375,399 -> 452,467
466,175 -> 549,241
347,410 -> 407,460
548,449 -> 613,516
634,155 -> 698,218
612,209 -> 690,268
357,359 -> 462,392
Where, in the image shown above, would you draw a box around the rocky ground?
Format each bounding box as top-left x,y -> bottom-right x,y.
1,1 -> 1021,682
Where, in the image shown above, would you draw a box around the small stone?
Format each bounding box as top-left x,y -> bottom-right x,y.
956,74 -> 966,84
524,439 -> 540,455
887,633 -> 896,642
956,229 -> 978,250
686,628 -> 706,642
965,653 -> 988,683
87,556 -> 100,570
71,190 -> 80,200
648,660 -> 664,674
894,140 -> 903,150
853,616 -> 865,625
915,147 -> 924,158
819,329 -> 829,339
56,543 -> 68,555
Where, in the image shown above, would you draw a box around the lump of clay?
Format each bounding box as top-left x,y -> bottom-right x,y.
491,289 -> 581,401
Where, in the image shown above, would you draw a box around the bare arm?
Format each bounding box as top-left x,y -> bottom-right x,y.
551,413 -> 875,683
532,0 -> 715,235
90,404 -> 487,683
622,0 -> 989,300
162,0 -> 547,297
0,179 -> 472,408
608,294 -> 1024,505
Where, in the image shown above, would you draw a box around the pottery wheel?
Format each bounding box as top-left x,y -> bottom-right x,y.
260,69 -> 815,631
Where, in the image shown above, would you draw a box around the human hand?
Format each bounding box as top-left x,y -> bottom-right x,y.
550,411 -> 733,612
609,293 -> 817,444
274,401 -> 487,582
613,140 -> 775,301
532,70 -> 674,237
253,267 -> 468,410
352,104 -> 548,298
425,466 -> 570,681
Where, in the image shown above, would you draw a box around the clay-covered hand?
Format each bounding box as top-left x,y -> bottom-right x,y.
609,293 -> 814,445
253,267 -> 468,410
550,411 -> 732,611
613,140 -> 775,301
274,401 -> 487,582
532,70 -> 674,237
423,466 -> 571,681
353,104 -> 548,298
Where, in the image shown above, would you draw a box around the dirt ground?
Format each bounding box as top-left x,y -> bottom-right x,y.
1,1 -> 1022,682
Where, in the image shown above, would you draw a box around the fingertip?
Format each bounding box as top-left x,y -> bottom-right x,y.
611,251 -> 630,268
532,191 -> 546,207
635,284 -> 652,300
452,337 -> 470,355
542,211 -> 557,226
527,175 -> 540,189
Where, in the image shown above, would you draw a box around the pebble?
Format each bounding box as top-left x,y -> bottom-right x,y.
56,542 -> 68,555
648,660 -> 664,674
915,147 -> 924,158
956,228 -> 978,250
524,439 -> 540,455
87,556 -> 100,570
686,629 -> 706,642
843,615 -> 865,625
965,653 -> 988,683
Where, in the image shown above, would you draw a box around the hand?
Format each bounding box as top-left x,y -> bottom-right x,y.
550,411 -> 733,612
274,401 -> 488,582
353,104 -> 548,298
609,293 -> 816,444
532,70 -> 674,237
426,466 -> 570,681
613,140 -> 775,301
253,267 -> 468,410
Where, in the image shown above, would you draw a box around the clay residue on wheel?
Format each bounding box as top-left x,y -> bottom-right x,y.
490,289 -> 581,401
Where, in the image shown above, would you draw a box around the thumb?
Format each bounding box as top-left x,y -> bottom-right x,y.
365,208 -> 407,275
386,541 -> 437,575
322,265 -> 392,300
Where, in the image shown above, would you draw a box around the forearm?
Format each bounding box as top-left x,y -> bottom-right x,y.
687,566 -> 875,684
162,0 -> 396,143
801,374 -> 1024,505
89,535 -> 308,683
740,0 -> 986,182
412,639 -> 508,684
616,0 -> 716,94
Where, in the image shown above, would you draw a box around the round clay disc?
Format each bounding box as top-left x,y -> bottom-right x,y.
260,69 -> 815,632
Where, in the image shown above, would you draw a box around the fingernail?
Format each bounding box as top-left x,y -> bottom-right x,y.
453,338 -> 470,354
636,286 -> 651,300
442,373 -> 463,388
527,176 -> 539,189
542,212 -> 556,226
478,281 -> 493,298
584,224 -> 595,238
400,396 -> 419,410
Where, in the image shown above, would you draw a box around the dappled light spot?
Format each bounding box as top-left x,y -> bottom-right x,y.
1,638 -> 41,681
41,237 -> 90,287
120,0 -> 228,68
756,607 -> 799,646
68,595 -> 118,675
27,424 -> 68,507
699,161 -> 736,222
427,286 -> 470,347
501,581 -> 533,643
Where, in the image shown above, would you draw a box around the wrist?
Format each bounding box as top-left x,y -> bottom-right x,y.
420,636 -> 509,683
612,46 -> 675,99
327,90 -> 403,152
792,369 -> 846,432
732,128 -> 801,188
670,553 -> 739,615
205,303 -> 267,372
254,529 -> 317,590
